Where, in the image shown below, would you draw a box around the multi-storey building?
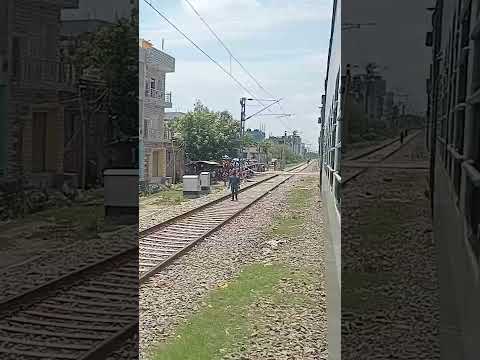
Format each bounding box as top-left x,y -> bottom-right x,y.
318,0 -> 340,359
426,0 -> 480,357
139,39 -> 174,184
58,0 -> 137,188
287,131 -> 303,156
1,0 -> 76,187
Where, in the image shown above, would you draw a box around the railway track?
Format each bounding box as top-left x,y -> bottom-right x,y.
342,130 -> 421,186
0,244 -> 138,360
138,173 -> 277,229
0,163 -> 308,359
139,162 -> 305,229
139,162 -> 310,284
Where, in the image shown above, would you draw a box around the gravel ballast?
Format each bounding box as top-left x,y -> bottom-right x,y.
342,133 -> 439,358
139,174 -> 274,231
140,163 -> 327,360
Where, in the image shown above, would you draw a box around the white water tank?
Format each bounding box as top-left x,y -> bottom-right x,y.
183,175 -> 200,197
200,172 -> 211,192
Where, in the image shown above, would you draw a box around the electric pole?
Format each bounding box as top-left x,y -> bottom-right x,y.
240,97 -> 246,159
239,97 -> 283,159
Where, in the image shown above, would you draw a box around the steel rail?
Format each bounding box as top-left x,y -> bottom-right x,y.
0,246 -> 138,359
0,162 -> 308,359
139,162 -> 310,284
139,161 -> 306,237
342,130 -> 421,186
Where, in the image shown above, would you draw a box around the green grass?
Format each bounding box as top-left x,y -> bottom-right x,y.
150,264 -> 290,360
287,179 -> 316,209
284,161 -> 303,171
30,204 -> 120,236
343,201 -> 418,313
342,271 -> 396,313
270,216 -> 304,237
141,183 -> 226,207
267,179 -> 317,238
152,190 -> 185,206
357,201 -> 418,247
148,177 -> 321,360
268,269 -> 319,307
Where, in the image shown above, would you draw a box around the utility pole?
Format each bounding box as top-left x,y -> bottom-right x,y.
239,97 -> 283,159
240,97 -> 246,159
172,138 -> 176,185
281,131 -> 287,170
79,84 -> 87,190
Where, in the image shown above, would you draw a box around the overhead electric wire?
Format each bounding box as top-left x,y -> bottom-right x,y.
143,0 -> 295,133
182,0 -> 295,132
183,0 -> 274,97
143,0 -> 261,101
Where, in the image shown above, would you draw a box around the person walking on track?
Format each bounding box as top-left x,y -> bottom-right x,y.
228,170 -> 240,201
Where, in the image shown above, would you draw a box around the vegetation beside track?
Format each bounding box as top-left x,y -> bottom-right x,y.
149,176 -> 321,360
140,183 -> 226,206
150,263 -> 290,360
342,201 -> 419,313
0,202 -> 125,269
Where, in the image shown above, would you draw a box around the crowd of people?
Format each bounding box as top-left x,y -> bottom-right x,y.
218,159 -> 253,187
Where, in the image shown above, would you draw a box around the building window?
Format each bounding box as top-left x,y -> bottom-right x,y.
152,150 -> 159,177
32,112 -> 48,173
150,78 -> 156,89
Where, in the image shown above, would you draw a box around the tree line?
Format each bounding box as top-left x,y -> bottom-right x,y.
171,101 -> 304,164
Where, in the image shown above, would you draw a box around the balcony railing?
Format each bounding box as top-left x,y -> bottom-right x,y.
146,48 -> 175,72
144,88 -> 172,105
12,58 -> 76,88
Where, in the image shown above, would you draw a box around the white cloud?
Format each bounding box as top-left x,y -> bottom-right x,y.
142,0 -> 333,148
164,50 -> 326,146
142,0 -> 331,48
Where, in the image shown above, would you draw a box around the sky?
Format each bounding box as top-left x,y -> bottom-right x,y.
139,0 -> 334,151
342,0 -> 434,115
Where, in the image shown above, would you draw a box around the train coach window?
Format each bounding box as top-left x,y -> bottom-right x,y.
472,37 -> 480,92
464,166 -> 480,258
454,109 -> 465,154
458,50 -> 469,103
472,104 -> 480,170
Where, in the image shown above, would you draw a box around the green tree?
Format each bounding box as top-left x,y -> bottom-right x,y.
73,14 -> 138,140
242,133 -> 256,148
258,140 -> 273,162
172,101 -> 240,161
270,143 -> 302,164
